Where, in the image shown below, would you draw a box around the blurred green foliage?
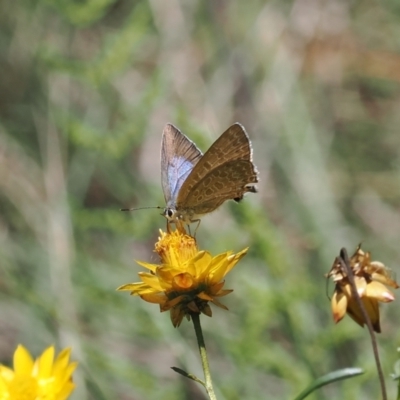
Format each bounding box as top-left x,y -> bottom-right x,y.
1,0 -> 400,399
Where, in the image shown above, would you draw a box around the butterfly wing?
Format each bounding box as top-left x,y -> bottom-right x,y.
161,124 -> 203,204
176,123 -> 258,207
180,160 -> 258,215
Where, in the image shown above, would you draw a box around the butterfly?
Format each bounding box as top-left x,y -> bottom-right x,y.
161,123 -> 258,224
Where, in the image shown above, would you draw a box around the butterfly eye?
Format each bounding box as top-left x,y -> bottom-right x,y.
167,209 -> 174,218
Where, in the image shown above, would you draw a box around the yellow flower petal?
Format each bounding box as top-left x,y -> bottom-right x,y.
136,260 -> 158,272
214,288 -> 233,297
36,346 -> 55,379
331,288 -> 348,324
347,296 -> 381,333
365,281 -> 395,303
211,298 -> 229,310
117,282 -> 146,292
138,272 -> 165,291
14,345 -> 34,376
141,292 -> 168,304
197,292 -> 214,301
207,253 -> 231,282
192,251 -> 213,277
225,248 -> 248,274
0,365 -> 14,382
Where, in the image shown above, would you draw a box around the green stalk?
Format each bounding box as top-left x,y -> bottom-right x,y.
191,312 -> 217,400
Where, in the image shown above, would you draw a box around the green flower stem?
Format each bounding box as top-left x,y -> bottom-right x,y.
191,312 -> 217,400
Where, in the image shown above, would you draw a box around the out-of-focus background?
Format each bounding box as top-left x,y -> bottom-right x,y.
1,1 -> 400,399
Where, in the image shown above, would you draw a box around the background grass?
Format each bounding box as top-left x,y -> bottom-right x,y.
1,1 -> 400,399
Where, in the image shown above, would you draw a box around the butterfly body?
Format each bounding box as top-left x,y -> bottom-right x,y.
161,123 -> 258,224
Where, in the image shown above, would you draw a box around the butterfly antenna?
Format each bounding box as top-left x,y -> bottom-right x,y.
120,206 -> 163,212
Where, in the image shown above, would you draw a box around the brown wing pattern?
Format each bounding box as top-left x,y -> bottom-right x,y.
176,123 -> 258,204
161,124 -> 203,204
177,160 -> 258,214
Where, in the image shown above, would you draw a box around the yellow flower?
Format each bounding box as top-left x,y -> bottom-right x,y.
118,225 -> 248,327
328,245 -> 398,333
0,345 -> 77,400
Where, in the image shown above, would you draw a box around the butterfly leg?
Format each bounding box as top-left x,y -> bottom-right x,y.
192,219 -> 201,237
166,220 -> 174,233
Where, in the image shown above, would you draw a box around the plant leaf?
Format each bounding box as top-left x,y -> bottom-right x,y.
293,368 -> 364,400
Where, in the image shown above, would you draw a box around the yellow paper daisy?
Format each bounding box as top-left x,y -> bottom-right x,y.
0,345 -> 77,400
118,224 -> 248,327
